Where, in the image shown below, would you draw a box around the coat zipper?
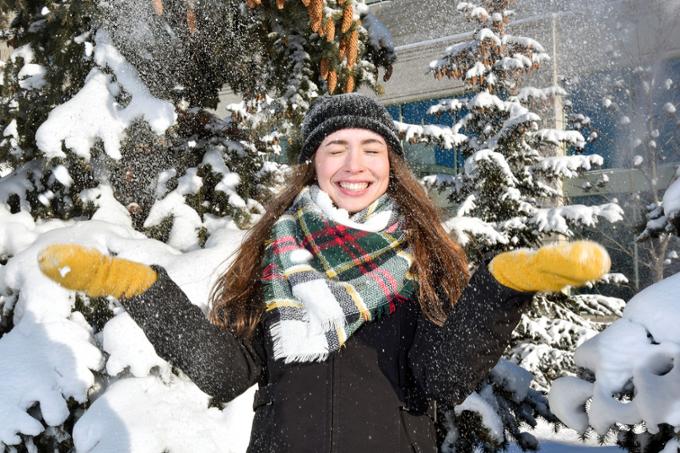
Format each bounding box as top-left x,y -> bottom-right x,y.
329,354 -> 335,453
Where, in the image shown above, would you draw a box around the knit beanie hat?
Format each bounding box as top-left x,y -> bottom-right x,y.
298,93 -> 403,163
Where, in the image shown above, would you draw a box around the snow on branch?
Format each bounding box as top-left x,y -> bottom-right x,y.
530,203 -> 624,235
35,30 -> 176,161
477,28 -> 502,46
663,172 -> 680,226
532,155 -> 604,178
495,53 -> 532,72
428,40 -> 477,75
457,2 -> 490,22
511,86 -> 567,103
469,90 -> 508,110
0,161 -> 43,211
443,215 -> 510,247
505,35 -> 548,56
464,149 -> 518,186
427,98 -> 465,115
570,294 -> 625,317
394,121 -> 467,149
534,129 -> 586,149
639,170 -> 680,239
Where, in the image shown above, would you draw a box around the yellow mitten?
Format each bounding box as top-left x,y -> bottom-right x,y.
488,240 -> 611,292
38,244 -> 157,299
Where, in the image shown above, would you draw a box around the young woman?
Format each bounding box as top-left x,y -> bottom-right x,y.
39,94 -> 610,453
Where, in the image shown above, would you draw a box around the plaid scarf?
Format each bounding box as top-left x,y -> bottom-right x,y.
262,185 -> 418,363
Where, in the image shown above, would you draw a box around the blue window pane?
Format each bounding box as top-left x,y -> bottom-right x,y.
402,100 -> 431,124
386,104 -> 401,121
435,148 -> 456,167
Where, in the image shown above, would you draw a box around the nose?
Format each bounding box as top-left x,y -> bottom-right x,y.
344,148 -> 364,173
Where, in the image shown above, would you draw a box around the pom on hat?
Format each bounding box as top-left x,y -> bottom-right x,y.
299,93 -> 403,163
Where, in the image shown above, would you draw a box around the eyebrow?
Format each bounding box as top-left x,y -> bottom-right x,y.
323,138 -> 386,147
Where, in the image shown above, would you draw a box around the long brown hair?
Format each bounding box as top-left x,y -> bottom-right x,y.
209,150 -> 470,338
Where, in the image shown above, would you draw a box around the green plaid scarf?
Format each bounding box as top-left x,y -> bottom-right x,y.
261,185 -> 418,363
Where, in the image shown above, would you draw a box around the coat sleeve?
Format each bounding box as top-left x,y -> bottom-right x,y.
407,262 -> 532,407
120,265 -> 265,403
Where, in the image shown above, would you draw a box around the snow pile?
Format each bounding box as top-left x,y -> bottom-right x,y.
74,377 -> 254,453
549,273 -> 680,435
35,30 -> 176,160
0,196 -> 253,451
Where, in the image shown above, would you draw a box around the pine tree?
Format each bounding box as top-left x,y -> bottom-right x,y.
0,0 -> 396,450
397,1 -> 626,450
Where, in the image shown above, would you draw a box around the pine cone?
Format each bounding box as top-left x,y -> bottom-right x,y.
344,74 -> 355,93
186,7 -> 197,33
328,70 -> 337,93
338,39 -> 347,61
277,0 -> 285,9
246,0 -> 261,7
341,4 -> 353,33
152,0 -> 163,15
347,29 -> 358,68
324,18 -> 336,41
320,58 -> 330,80
309,0 -> 323,33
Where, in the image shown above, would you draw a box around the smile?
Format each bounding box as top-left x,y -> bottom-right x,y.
337,181 -> 371,192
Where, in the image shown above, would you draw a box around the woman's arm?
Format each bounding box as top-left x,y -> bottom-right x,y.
408,263 -> 532,407
121,266 -> 265,403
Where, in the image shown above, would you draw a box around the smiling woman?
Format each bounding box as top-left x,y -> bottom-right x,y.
37,93 -> 612,453
314,128 -> 391,213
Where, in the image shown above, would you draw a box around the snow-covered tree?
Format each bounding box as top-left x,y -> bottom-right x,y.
549,172 -> 680,452
0,1 -> 395,451
396,1 -> 626,450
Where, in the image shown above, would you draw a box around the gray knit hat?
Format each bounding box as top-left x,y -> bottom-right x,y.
298,93 -> 403,163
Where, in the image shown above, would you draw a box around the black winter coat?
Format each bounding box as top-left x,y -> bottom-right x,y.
122,263 -> 531,453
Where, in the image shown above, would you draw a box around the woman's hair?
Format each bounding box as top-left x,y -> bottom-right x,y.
209,149 -> 470,338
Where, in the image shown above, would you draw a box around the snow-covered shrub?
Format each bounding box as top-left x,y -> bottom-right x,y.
0,204 -> 256,451
549,272 -> 680,452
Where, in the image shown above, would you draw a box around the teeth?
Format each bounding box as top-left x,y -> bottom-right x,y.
339,182 -> 369,191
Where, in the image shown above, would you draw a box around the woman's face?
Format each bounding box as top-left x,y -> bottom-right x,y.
314,128 -> 390,213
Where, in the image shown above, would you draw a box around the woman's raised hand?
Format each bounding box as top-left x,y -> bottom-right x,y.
488,240 -> 611,293
38,244 -> 157,299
